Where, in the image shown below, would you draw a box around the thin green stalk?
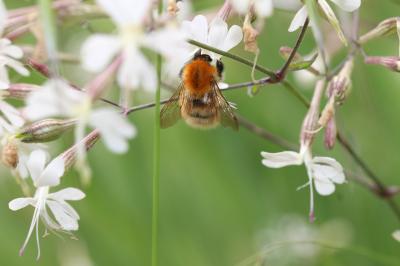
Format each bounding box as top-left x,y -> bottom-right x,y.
37,0 -> 59,75
152,2 -> 163,266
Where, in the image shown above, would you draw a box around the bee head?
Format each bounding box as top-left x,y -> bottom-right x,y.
193,49 -> 212,62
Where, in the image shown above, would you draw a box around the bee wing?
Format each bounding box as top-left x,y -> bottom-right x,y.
212,81 -> 239,131
160,84 -> 184,129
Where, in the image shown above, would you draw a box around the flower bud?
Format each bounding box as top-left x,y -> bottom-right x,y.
300,80 -> 325,147
243,14 -> 259,53
359,17 -> 400,45
61,130 -> 100,170
16,119 -> 76,143
1,141 -> 18,168
324,117 -> 337,150
327,59 -> 353,103
2,83 -> 40,100
364,56 -> 400,72
319,97 -> 335,127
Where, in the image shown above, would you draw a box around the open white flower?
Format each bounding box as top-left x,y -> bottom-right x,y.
9,149 -> 85,259
288,0 -> 361,44
24,79 -> 136,154
181,15 -> 243,61
261,144 -> 345,220
230,0 -> 274,18
0,39 -> 30,89
81,0 -> 186,91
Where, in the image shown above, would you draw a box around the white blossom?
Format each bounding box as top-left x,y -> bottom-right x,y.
230,0 -> 274,18
9,149 -> 85,259
81,0 -> 186,91
288,0 -> 361,44
0,39 -> 30,89
261,144 -> 345,219
24,79 -> 136,154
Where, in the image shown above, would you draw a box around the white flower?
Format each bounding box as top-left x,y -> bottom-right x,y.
25,79 -> 136,154
393,230 -> 400,242
9,149 -> 85,259
81,0 -> 186,91
0,39 -> 30,89
261,144 -> 345,219
182,15 -> 243,61
230,0 -> 274,18
288,0 -> 361,44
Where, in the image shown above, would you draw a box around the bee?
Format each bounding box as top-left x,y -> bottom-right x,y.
160,50 -> 238,130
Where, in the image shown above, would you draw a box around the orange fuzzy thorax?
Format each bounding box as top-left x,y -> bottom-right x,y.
181,59 -> 217,97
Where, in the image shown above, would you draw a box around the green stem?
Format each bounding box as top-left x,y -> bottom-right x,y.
152,2 -> 163,266
37,0 -> 58,75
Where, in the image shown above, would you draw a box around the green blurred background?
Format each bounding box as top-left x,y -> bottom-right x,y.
1,0 -> 400,265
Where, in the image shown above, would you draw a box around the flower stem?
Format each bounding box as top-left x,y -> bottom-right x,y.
37,0 -> 59,75
152,2 -> 163,266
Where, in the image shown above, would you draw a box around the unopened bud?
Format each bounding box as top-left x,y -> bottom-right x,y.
359,17 -> 400,45
61,129 -> 100,170
328,59 -> 353,103
300,80 -> 325,147
16,119 -> 76,143
27,58 -> 50,77
364,56 -> 400,72
2,83 -> 40,100
319,97 -> 335,127
1,141 -> 18,168
243,14 -> 259,53
324,117 -> 337,150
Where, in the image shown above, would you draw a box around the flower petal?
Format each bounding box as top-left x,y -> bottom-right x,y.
208,18 -> 228,51
318,0 -> 348,45
312,156 -> 346,184
89,107 -> 136,153
27,149 -> 47,183
0,101 -> 24,127
254,0 -> 274,17
96,0 -> 152,26
117,48 -> 156,91
35,156 -> 65,187
314,177 -> 336,195
288,6 -> 308,32
230,0 -> 251,14
81,34 -> 121,73
8,197 -> 34,211
49,187 -> 86,201
182,15 -> 208,44
330,0 -> 361,12
261,151 -> 303,168
221,25 -> 243,52
47,200 -> 79,231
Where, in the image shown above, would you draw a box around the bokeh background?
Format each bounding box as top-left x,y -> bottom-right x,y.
1,0 -> 400,265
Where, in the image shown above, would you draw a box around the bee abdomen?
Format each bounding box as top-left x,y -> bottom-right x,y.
181,99 -> 220,129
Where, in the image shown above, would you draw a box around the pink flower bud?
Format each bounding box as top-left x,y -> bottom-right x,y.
300,80 -> 325,147
364,56 -> 400,72
324,117 -> 337,150
3,83 -> 40,99
359,17 -> 400,44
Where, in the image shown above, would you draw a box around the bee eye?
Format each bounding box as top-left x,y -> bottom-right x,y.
216,60 -> 224,75
193,49 -> 202,59
203,54 -> 212,62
